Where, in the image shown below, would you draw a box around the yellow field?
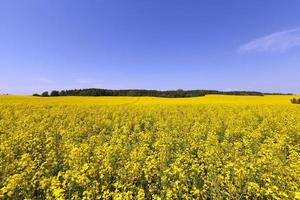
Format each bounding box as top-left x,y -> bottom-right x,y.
0,94 -> 299,105
0,95 -> 300,199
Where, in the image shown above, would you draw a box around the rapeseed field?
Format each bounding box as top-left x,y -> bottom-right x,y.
0,95 -> 299,199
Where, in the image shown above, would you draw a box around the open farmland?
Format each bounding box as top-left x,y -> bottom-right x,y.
0,95 -> 300,199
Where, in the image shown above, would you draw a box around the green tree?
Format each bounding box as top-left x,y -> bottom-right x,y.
291,98 -> 300,104
41,91 -> 49,97
291,98 -> 297,104
59,90 -> 67,96
50,90 -> 60,96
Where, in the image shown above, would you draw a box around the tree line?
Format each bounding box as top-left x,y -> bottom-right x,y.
32,89 -> 271,98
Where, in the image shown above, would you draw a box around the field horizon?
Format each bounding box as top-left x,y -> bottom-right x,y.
1,94 -> 300,106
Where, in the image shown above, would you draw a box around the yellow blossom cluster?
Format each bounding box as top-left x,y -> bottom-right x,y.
0,96 -> 300,199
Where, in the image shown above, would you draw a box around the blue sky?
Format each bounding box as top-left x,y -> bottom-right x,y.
1,0 -> 300,94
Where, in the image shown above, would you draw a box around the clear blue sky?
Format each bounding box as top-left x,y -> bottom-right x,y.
1,0 -> 300,94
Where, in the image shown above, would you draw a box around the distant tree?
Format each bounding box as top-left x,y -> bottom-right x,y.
291,98 -> 300,104
33,93 -> 40,96
33,88 -> 276,98
50,90 -> 60,96
41,91 -> 49,97
59,90 -> 67,96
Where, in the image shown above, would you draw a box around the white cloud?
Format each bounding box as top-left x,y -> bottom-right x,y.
239,28 -> 300,53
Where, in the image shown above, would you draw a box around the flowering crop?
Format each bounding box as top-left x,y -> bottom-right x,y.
0,95 -> 300,199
